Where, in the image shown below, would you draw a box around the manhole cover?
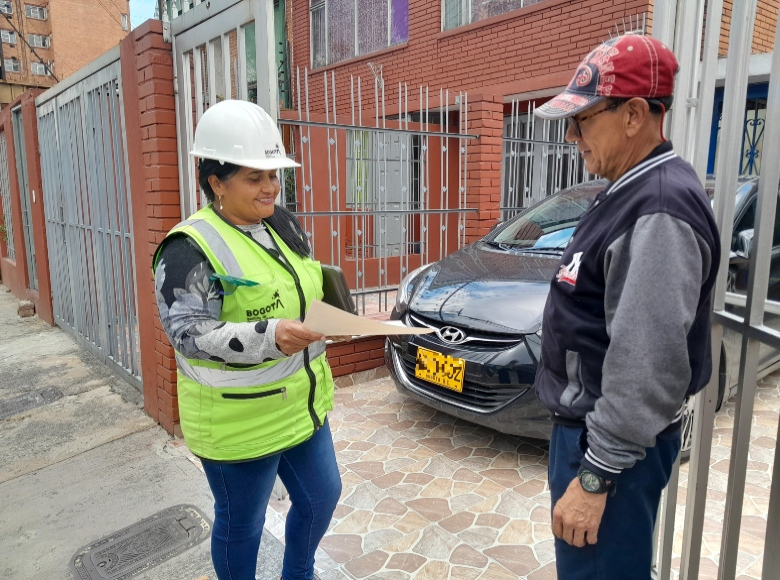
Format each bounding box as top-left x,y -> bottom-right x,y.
0,387 -> 62,420
70,504 -> 211,579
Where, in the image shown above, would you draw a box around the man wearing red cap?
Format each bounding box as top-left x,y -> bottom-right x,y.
533,35 -> 720,577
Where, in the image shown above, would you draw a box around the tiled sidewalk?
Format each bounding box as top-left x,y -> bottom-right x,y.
264,372 -> 777,579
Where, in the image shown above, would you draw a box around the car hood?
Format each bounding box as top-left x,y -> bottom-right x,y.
408,242 -> 559,335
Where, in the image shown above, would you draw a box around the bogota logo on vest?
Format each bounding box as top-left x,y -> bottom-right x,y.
246,290 -> 285,321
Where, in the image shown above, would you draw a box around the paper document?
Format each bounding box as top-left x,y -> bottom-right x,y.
303,300 -> 433,337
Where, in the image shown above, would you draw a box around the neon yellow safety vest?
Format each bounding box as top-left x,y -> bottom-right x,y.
155,205 -> 334,461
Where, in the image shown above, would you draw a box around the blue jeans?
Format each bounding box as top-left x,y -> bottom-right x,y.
549,424 -> 680,580
201,420 -> 342,580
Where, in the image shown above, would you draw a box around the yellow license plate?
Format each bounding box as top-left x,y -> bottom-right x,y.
414,347 -> 465,393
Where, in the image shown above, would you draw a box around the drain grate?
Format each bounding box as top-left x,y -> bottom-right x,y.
0,387 -> 63,420
70,504 -> 211,580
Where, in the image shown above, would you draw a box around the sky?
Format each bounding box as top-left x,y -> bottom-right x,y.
129,0 -> 158,29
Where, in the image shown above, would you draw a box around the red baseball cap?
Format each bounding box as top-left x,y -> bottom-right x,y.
535,35 -> 679,119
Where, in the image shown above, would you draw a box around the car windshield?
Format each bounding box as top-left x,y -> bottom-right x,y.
488,186 -> 600,250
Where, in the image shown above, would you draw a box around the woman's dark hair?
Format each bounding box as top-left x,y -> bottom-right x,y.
198,158 -> 311,258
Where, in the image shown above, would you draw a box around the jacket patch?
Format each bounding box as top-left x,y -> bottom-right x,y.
246,290 -> 285,321
556,252 -> 583,287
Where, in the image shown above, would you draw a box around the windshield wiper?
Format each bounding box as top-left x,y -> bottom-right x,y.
528,246 -> 566,252
484,240 -> 514,251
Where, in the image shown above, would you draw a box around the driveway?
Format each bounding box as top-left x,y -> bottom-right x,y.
264,372 -> 776,580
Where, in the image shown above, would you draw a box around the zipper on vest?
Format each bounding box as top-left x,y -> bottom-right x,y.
229,221 -> 322,431
221,387 -> 287,400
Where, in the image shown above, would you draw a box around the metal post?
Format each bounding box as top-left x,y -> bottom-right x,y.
713,1 -> 760,579
692,0 -> 725,181
668,0 -> 704,158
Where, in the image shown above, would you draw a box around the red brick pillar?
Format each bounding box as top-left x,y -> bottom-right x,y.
121,20 -> 182,435
20,89 -> 53,324
466,93 -> 503,243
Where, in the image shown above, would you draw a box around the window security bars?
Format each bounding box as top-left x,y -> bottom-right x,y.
278,68 -> 476,315
0,131 -> 16,262
501,99 -> 593,220
310,0 -> 409,68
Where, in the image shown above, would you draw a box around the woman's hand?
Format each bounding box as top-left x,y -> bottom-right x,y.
275,320 -> 326,356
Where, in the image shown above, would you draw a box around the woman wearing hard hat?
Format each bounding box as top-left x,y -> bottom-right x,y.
153,100 -> 341,580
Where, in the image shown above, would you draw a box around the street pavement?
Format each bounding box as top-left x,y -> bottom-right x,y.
0,283 -> 773,580
0,287 -> 286,580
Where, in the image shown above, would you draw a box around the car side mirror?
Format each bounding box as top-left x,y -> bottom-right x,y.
734,228 -> 754,261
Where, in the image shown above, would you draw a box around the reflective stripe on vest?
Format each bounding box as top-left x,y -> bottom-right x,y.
175,341 -> 327,388
180,218 -> 244,278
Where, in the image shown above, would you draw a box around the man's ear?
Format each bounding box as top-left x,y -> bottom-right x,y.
625,98 -> 651,137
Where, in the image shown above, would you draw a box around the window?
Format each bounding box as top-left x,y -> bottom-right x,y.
0,1 -> 12,14
4,58 -> 19,73
121,13 -> 128,30
1,29 -> 16,44
24,4 -> 47,19
31,61 -> 51,75
443,0 -> 545,31
28,34 -> 50,48
310,0 -> 408,68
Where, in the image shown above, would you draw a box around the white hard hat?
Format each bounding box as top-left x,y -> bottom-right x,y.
190,100 -> 300,170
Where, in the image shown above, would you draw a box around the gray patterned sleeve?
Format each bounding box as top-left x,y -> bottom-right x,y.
154,235 -> 285,364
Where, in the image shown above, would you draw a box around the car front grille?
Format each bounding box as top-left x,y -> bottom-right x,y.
406,313 -> 524,348
398,349 -> 529,412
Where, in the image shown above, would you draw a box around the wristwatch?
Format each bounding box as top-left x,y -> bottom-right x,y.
577,466 -> 615,495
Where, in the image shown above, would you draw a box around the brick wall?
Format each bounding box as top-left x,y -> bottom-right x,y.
0,88 -> 53,324
120,20 -> 182,435
328,337 -> 386,376
717,0 -> 779,56
291,0 -> 653,114
50,0 -> 130,79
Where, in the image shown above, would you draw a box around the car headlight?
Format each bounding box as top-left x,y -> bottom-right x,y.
396,265 -> 429,315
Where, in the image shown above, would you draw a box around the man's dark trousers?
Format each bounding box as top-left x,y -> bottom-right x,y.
549,424 -> 681,579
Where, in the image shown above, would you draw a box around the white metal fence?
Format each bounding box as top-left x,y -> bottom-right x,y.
35,48 -> 141,388
653,1 -> 780,579
280,70 -> 477,314
501,100 -> 593,220
171,0 -> 278,220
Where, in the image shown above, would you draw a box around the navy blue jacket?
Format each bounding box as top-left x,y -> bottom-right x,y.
534,142 -> 720,479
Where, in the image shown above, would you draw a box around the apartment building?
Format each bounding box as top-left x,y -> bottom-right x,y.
0,0 -> 131,108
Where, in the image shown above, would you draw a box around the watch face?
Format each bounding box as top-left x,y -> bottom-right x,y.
580,471 -> 601,493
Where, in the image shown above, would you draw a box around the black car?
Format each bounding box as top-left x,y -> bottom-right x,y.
385,178 -> 780,457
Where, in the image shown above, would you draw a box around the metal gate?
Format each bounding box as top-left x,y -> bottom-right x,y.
11,107 -> 37,289
170,0 -> 278,218
35,48 -> 141,388
280,72 -> 477,314
0,131 -> 15,262
501,99 -> 593,220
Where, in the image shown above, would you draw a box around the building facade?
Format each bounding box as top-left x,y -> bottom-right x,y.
287,0 -> 780,189
0,0 -> 130,108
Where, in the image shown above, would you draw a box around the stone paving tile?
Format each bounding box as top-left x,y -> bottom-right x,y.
263,372 -> 778,579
